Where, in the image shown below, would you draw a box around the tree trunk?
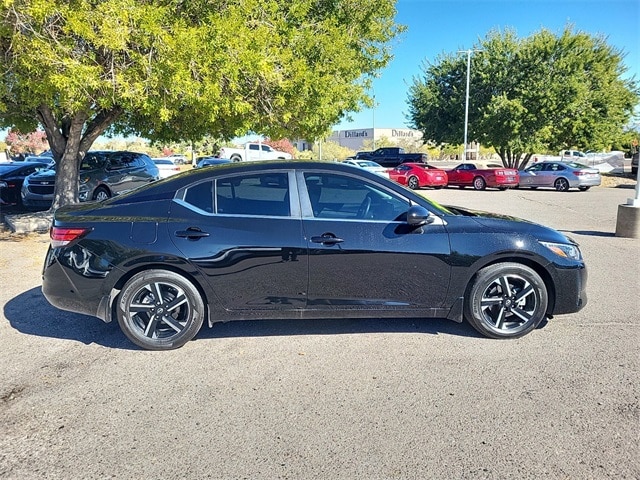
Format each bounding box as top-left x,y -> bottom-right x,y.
36,105 -> 122,210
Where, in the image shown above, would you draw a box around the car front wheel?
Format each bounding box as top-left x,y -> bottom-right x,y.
464,262 -> 548,339
93,187 -> 110,202
117,270 -> 205,350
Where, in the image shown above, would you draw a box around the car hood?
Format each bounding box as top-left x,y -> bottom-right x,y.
27,168 -> 56,180
444,204 -> 574,244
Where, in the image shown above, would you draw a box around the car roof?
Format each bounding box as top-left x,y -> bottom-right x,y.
107,160 -> 403,205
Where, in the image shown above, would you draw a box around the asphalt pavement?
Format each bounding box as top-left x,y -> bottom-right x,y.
0,183 -> 638,479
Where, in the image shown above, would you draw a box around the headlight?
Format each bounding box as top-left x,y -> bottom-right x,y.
0,181 -> 7,188
539,241 -> 582,260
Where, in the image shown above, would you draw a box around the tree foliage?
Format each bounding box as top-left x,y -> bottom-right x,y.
0,0 -> 402,208
407,27 -> 639,168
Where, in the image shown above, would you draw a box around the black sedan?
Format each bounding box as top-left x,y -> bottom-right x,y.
42,161 -> 587,350
0,161 -> 51,206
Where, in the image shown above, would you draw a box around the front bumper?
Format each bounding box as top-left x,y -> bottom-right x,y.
549,262 -> 588,315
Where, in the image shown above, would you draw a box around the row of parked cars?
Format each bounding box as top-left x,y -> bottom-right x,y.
0,150 -> 604,209
343,159 -> 602,192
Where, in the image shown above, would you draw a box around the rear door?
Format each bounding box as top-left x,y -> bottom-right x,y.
169,170 -> 308,310
299,170 -> 451,310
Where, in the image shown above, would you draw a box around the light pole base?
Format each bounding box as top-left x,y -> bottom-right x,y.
615,204 -> 640,238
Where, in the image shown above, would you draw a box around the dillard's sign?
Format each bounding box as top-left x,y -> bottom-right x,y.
344,130 -> 369,138
343,129 -> 417,138
392,129 -> 415,137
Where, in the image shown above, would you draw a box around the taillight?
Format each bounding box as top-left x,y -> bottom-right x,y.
50,227 -> 91,248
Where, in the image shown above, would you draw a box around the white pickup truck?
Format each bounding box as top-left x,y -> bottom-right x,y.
219,143 -> 293,162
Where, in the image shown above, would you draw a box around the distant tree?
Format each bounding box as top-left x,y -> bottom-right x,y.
264,138 -> 296,158
4,129 -> 49,156
408,27 -> 639,169
1,0 -> 402,208
296,140 -> 355,161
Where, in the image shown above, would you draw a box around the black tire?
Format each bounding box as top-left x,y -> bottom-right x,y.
554,178 -> 570,192
464,262 -> 548,339
93,186 -> 110,201
117,270 -> 205,350
578,186 -> 590,191
407,175 -> 420,190
498,186 -> 508,191
231,155 -> 242,162
473,176 -> 486,190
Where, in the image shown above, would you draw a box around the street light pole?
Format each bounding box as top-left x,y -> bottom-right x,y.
372,88 -> 376,151
458,49 -> 481,161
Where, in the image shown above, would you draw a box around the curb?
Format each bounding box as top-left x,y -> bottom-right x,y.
4,211 -> 53,234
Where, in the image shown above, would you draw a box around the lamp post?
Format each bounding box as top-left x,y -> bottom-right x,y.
458,49 -> 481,161
372,88 -> 376,151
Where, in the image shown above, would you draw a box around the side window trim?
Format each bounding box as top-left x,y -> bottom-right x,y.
176,170 -> 300,218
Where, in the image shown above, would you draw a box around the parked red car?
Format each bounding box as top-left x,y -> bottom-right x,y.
389,163 -> 448,189
446,162 -> 519,190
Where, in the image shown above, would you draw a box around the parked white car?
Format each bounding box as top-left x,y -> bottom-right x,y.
152,158 -> 182,179
342,159 -> 390,178
218,143 -> 293,162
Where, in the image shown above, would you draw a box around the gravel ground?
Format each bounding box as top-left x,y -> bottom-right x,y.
0,180 -> 638,479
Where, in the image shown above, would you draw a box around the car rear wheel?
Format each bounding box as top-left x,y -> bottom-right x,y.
473,176 -> 486,190
231,155 -> 242,162
407,175 -> 420,190
578,186 -> 590,191
117,270 -> 205,350
554,178 -> 570,192
464,262 -> 548,339
93,187 -> 110,201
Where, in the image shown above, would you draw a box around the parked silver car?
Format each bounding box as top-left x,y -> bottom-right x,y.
22,151 -> 159,207
518,161 -> 601,192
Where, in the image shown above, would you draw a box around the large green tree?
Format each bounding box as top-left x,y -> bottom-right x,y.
1,0 -> 402,208
407,27 -> 639,168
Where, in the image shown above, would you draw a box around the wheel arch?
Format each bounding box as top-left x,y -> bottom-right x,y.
107,263 -> 214,328
92,183 -> 112,199
462,255 -> 557,316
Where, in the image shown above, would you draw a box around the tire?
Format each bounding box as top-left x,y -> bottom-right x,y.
117,270 -> 205,350
93,187 -> 110,202
578,186 -> 590,191
473,176 -> 486,190
407,175 -> 420,190
498,186 -> 507,191
231,155 -> 242,162
464,262 -> 548,339
554,178 -> 570,192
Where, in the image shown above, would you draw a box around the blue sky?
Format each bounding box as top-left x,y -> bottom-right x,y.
337,0 -> 640,131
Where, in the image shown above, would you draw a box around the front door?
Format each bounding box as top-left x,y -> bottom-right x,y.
299,171 -> 451,310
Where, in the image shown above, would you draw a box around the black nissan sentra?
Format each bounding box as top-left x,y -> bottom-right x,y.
42,160 -> 587,350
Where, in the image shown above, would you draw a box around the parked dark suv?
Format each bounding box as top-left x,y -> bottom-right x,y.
22,151 -> 160,207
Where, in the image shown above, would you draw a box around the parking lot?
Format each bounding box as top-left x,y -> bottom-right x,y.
0,183 -> 638,479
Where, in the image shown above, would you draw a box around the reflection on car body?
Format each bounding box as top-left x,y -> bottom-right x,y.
42,160 -> 587,350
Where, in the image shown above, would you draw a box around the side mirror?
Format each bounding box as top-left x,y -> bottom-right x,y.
407,205 -> 433,226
